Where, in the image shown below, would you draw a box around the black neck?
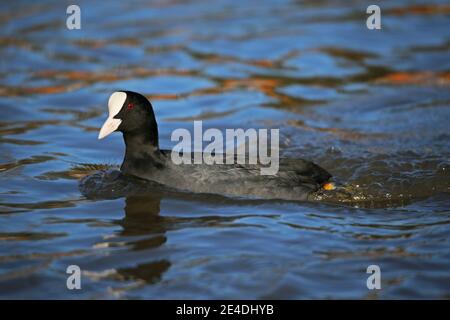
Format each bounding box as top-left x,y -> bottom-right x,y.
124,125 -> 159,149
121,129 -> 164,172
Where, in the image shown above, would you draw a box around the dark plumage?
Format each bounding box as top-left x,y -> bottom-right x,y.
98,91 -> 332,200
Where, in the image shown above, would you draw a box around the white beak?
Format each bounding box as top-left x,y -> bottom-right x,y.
98,117 -> 122,139
98,91 -> 127,140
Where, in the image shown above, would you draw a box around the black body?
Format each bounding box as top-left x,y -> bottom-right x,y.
110,91 -> 332,200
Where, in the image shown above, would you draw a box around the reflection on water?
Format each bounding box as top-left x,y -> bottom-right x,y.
0,0 -> 449,298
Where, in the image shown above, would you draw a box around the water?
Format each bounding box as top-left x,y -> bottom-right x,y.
0,0 -> 449,299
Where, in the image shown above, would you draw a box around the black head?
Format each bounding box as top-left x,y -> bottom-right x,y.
98,91 -> 159,147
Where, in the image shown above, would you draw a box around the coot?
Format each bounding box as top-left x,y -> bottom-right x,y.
98,91 -> 333,200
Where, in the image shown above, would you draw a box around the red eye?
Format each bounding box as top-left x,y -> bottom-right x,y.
127,103 -> 134,110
